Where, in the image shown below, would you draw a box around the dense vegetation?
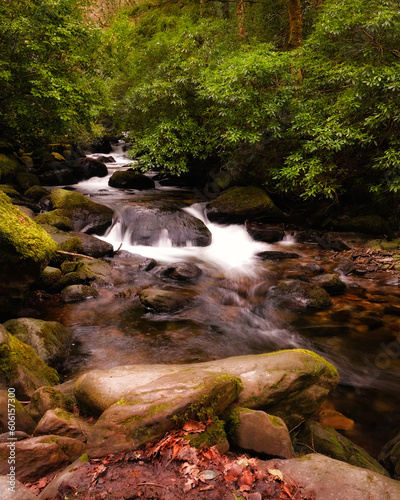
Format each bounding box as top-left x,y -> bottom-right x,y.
2,0 -> 400,202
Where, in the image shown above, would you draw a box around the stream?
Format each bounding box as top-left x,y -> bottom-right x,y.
38,144 -> 400,459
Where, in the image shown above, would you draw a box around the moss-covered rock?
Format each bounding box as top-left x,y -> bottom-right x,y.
311,273 -> 347,296
295,420 -> 388,476
16,172 -> 40,192
34,209 -> 73,231
206,186 -> 284,224
0,389 -> 36,434
61,284 -> 100,303
36,266 -> 63,292
3,318 -> 72,366
0,325 -> 59,399
268,280 -> 333,311
34,408 -> 91,442
0,153 -> 22,181
108,170 -> 155,189
27,386 -> 74,422
50,188 -> 114,234
139,288 -> 197,312
0,184 -> 22,199
24,185 -> 50,202
187,417 -> 229,454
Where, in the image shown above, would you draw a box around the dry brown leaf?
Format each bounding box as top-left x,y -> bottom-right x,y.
240,470 -> 254,486
182,420 -> 206,433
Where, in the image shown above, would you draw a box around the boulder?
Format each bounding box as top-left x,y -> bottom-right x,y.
113,204 -> 212,247
16,172 -> 40,192
34,209 -> 73,231
69,232 -> 114,258
73,349 -> 339,429
37,162 -> 78,185
0,476 -> 37,500
96,155 -> 116,163
256,251 -> 300,261
0,435 -> 85,482
108,170 -> 155,189
0,325 -> 59,399
139,288 -> 197,312
158,261 -> 202,281
268,280 -> 333,311
23,185 -> 50,202
27,386 -> 74,422
206,186 -> 284,224
311,273 -> 347,295
85,373 -> 242,457
138,257 -> 157,272
3,318 -> 72,366
72,157 -> 108,180
90,137 -> 113,154
245,222 -> 285,242
262,454 -> 400,500
34,408 -> 91,442
0,389 -> 36,434
50,188 -> 114,234
59,258 -> 121,287
36,266 -> 62,293
228,408 -> 294,459
379,431 -> 400,479
61,285 -> 99,303
295,420 -> 388,476
0,192 -> 57,317
0,153 -> 22,181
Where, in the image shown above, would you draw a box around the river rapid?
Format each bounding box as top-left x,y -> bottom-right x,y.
39,144 -> 400,458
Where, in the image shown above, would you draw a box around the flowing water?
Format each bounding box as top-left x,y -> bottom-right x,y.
40,144 -> 400,458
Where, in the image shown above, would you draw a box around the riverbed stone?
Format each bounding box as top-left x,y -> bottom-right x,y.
27,386 -> 74,422
0,476 -> 37,500
85,373 -> 242,457
159,261 -> 202,281
34,408 -> 91,442
139,287 -> 197,312
311,273 -> 347,295
256,251 -> 300,261
34,209 -> 73,231
108,170 -> 155,189
72,157 -> 108,181
61,284 -> 100,303
268,280 -> 333,311
262,454 -> 400,500
0,389 -> 36,434
245,222 -> 285,242
36,266 -> 62,292
228,408 -> 294,459
73,349 -> 339,430
3,318 -> 72,366
379,431 -> 400,479
206,186 -> 284,224
24,185 -> 50,202
16,172 -> 40,192
0,326 -> 59,399
0,435 -> 86,482
49,188 -> 114,234
295,420 -> 388,476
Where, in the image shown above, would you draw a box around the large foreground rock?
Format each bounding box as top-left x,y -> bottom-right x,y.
0,476 -> 37,500
262,454 -> 400,500
206,186 -> 284,224
74,349 -> 339,428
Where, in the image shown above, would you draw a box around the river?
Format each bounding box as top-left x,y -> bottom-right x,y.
39,144 -> 400,458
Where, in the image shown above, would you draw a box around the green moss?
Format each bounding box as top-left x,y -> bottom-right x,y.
50,188 -> 113,218
189,417 -> 227,450
0,185 -> 22,198
122,415 -> 144,425
269,414 -> 284,427
24,185 -> 50,202
35,210 -> 73,231
225,407 -> 251,438
0,153 -> 21,179
54,408 -> 72,422
0,191 -> 57,262
147,403 -> 174,417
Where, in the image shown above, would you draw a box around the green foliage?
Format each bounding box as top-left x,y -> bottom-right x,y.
0,0 -> 110,146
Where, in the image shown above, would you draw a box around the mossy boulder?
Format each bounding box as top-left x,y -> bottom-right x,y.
0,153 -> 22,181
27,386 -> 74,422
186,417 -> 229,455
295,420 -> 388,476
34,408 -> 92,442
84,373 -> 242,457
16,172 -> 40,192
0,325 -> 59,399
50,188 -> 114,234
139,287 -> 197,312
0,192 -> 57,316
3,318 -> 72,367
34,209 -> 73,231
108,170 -> 155,189
0,184 -> 22,199
0,435 -> 86,482
206,186 -> 284,224
74,349 -> 339,429
311,273 -> 347,296
24,185 -> 50,202
263,454 -> 400,500
268,280 -> 333,311
0,389 -> 36,434
36,266 -> 63,292
334,215 -> 390,236
227,408 -> 294,459
61,284 -> 100,303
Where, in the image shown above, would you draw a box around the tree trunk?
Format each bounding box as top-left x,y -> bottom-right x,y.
236,0 -> 246,38
285,0 -> 302,49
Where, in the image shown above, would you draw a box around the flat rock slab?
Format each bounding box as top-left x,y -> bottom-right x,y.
262,454 -> 400,500
74,349 -> 339,429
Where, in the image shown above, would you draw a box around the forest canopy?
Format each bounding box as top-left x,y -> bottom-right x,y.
1,0 -> 400,201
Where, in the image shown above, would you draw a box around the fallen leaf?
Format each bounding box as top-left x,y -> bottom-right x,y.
268,468 -> 284,481
240,470 -> 254,486
183,420 -> 206,433
239,484 -> 251,492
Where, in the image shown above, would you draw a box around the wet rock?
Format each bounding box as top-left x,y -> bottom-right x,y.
0,476 -> 37,500
50,188 -> 114,234
72,157 -> 108,180
70,231 -> 114,258
60,258 -> 121,287
0,435 -> 86,482
139,288 -> 196,312
0,389 -> 36,434
34,209 -> 73,231
27,386 -> 74,422
256,251 -> 300,261
61,285 -> 99,303
268,280 -> 333,311
16,172 -> 40,192
113,204 -> 212,247
379,431 -> 400,479
3,318 -> 72,366
0,325 -> 59,399
296,261 -> 325,275
96,155 -> 116,163
334,258 -> 356,276
159,261 -> 202,281
34,408 -> 91,442
74,349 -> 339,429
206,186 -> 284,224
85,373 -> 242,457
228,409 -> 294,459
108,170 -> 155,189
295,420 -> 388,476
245,222 -> 284,242
37,162 -> 78,185
36,266 -> 62,292
89,137 -> 113,154
138,257 -> 157,271
311,273 -> 347,295
262,454 -> 400,500
23,185 -> 50,202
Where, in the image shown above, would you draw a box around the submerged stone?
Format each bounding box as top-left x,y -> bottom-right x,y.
268,280 -> 333,311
